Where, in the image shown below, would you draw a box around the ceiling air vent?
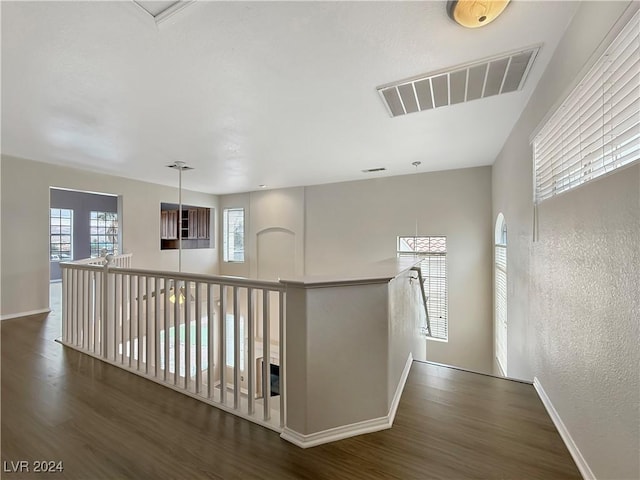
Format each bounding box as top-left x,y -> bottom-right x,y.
362,167 -> 387,173
377,46 -> 540,117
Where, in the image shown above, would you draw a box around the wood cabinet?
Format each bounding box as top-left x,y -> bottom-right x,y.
161,210 -> 178,239
197,208 -> 210,239
188,209 -> 197,239
161,205 -> 211,249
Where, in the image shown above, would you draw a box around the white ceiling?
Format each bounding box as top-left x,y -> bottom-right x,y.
1,1 -> 580,194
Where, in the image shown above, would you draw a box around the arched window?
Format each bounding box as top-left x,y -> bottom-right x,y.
495,213 -> 507,375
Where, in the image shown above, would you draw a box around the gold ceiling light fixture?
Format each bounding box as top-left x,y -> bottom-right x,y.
447,0 -> 511,28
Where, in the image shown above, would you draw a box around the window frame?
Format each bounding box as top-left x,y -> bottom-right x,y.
90,210 -> 119,258
533,9 -> 639,203
223,207 -> 245,263
397,235 -> 448,341
50,208 -> 73,262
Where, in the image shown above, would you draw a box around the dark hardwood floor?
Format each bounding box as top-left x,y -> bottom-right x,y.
1,312 -> 581,479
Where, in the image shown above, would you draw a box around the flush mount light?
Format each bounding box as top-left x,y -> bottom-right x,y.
447,0 -> 510,28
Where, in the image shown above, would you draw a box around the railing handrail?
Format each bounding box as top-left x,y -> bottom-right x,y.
410,266 -> 431,337
66,253 -> 134,265
61,262 -> 285,291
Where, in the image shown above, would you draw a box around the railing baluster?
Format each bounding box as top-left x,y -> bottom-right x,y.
59,259 -> 285,432
248,287 -> 254,416
114,273 -> 120,362
85,270 -> 90,349
233,286 -> 240,410
116,272 -> 120,362
145,276 -> 151,375
62,268 -> 67,343
89,270 -> 94,353
279,290 -> 285,428
195,282 -> 201,395
69,268 -> 74,345
263,289 -> 270,420
174,279 -> 179,386
137,275 -> 143,371
89,270 -> 93,349
78,270 -> 82,348
89,270 -> 93,350
61,268 -> 67,343
207,284 -> 213,400
219,285 -> 226,405
102,266 -> 109,360
129,274 -> 135,368
164,278 -> 169,382
69,268 -> 74,344
91,271 -> 104,355
77,269 -> 82,348
78,269 -> 82,347
185,280 -> 191,391
78,270 -> 87,348
121,273 -> 126,364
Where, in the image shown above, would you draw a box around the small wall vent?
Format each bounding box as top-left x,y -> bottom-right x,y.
362,167 -> 387,173
377,46 -> 540,117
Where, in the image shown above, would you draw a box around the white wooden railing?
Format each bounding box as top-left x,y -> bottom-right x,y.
70,253 -> 133,267
60,255 -> 285,431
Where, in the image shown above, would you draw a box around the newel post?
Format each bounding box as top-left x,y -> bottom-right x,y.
102,254 -> 114,359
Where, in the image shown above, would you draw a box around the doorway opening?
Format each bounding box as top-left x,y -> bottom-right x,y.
49,187 -> 121,317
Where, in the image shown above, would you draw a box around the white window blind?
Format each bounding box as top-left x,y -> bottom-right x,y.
397,236 -> 448,341
533,10 -> 639,203
223,208 -> 245,262
495,244 -> 507,375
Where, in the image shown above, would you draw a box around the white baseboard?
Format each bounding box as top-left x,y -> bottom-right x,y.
389,352 -> 413,422
1,308 -> 51,321
533,377 -> 595,480
281,353 -> 413,448
281,416 -> 390,449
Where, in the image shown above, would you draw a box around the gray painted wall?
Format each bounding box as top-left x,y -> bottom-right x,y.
492,2 -> 639,478
49,188 -> 118,280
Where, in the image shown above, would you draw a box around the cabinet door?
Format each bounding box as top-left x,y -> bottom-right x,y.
168,210 -> 178,239
161,211 -> 168,239
188,209 -> 197,239
197,208 -> 210,239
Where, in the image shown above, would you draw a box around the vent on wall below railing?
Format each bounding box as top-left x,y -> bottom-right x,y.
377,46 -> 540,117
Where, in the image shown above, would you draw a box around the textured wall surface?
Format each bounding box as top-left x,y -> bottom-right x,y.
305,168 -> 493,373
532,165 -> 639,480
492,1 -> 639,478
220,167 -> 494,374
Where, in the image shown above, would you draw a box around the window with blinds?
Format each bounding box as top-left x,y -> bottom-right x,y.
223,208 -> 245,262
495,215 -> 508,376
533,9 -> 639,203
495,245 -> 507,374
397,236 -> 448,341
